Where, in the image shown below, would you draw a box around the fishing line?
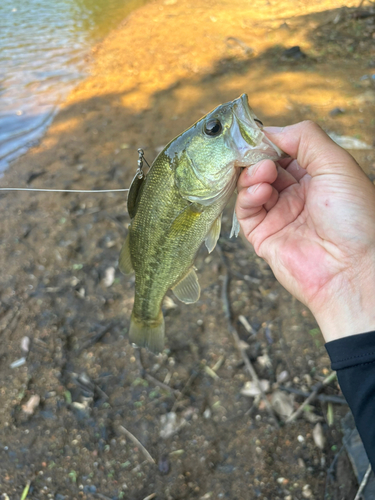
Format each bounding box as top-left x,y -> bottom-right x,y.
0,150 -> 152,194
0,188 -> 129,193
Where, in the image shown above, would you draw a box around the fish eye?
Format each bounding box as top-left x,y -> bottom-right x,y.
204,119 -> 222,137
254,118 -> 263,127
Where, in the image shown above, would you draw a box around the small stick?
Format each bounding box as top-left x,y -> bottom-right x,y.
144,372 -> 180,396
93,494 -> 113,500
80,323 -> 114,351
20,481 -> 31,500
217,246 -> 279,427
135,349 -> 180,397
354,463 -> 372,500
279,386 -> 347,405
171,370 -> 200,412
0,307 -> 20,336
324,446 -> 345,499
117,425 -> 155,464
286,372 -> 337,423
142,494 -> 156,500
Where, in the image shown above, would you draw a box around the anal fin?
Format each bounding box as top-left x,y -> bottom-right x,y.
172,267 -> 200,304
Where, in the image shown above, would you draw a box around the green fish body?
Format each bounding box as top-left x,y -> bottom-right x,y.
120,94 -> 284,352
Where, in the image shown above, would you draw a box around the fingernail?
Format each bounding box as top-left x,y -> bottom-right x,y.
263,126 -> 284,134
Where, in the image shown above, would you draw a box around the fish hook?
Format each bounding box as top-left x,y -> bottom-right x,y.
136,148 -> 151,179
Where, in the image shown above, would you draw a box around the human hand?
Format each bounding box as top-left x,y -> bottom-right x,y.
236,121 -> 375,342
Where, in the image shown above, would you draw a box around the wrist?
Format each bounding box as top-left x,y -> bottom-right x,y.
311,279 -> 375,343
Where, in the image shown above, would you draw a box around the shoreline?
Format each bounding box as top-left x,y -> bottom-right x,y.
2,0 -> 372,194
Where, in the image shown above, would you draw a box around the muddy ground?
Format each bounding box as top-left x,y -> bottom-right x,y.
1,0 -> 375,498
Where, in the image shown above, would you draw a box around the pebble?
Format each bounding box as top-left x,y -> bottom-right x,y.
302,484 -> 313,498
241,379 -> 270,397
329,107 -> 345,117
83,485 -> 97,494
103,267 -> 115,287
21,336 -> 30,353
158,455 -> 170,474
297,435 -> 305,443
203,408 -> 211,419
312,423 -> 325,450
10,357 -> 26,368
22,395 -> 40,416
277,370 -> 289,383
282,45 -> 307,59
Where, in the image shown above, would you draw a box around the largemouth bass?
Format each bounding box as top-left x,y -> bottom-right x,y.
119,94 -> 284,352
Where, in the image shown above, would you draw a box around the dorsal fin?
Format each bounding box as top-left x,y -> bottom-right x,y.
127,173 -> 145,219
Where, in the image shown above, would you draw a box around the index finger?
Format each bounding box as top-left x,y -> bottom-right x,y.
264,121 -> 361,178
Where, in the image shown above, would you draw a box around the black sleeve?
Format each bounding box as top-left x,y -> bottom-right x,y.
325,331 -> 375,469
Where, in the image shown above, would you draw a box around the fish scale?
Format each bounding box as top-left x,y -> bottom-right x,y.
131,155 -> 223,320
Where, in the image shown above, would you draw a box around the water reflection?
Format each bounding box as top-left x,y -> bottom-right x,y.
0,0 -> 149,172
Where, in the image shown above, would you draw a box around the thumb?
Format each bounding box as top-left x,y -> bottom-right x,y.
264,121 -> 361,178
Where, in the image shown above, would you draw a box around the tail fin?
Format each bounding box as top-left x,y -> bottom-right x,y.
129,311 -> 165,354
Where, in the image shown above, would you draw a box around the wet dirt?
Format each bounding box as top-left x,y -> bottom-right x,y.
1,0 -> 375,498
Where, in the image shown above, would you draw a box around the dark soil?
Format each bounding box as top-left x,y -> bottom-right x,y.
1,0 -> 375,499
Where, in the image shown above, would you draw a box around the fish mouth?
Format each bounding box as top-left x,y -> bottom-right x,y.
229,93 -> 286,165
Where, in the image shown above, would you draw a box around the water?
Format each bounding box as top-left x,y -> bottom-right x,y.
0,0 -> 148,172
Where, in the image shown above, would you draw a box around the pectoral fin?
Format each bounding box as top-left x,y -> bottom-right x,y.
119,233 -> 134,274
230,209 -> 241,238
172,267 -> 200,304
205,215 -> 221,253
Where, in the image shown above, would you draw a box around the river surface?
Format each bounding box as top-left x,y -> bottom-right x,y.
0,0 -> 148,173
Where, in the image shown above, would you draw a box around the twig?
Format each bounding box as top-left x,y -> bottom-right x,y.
354,463 -> 372,500
80,322 -> 114,351
171,370 -> 200,412
144,372 -> 180,396
0,306 -> 20,337
142,494 -> 156,500
93,494 -> 112,500
324,445 -> 345,499
276,317 -> 295,377
218,246 -> 279,427
279,385 -> 347,405
286,372 -> 337,423
204,365 -> 220,380
135,350 -> 180,397
20,481 -> 31,500
117,425 -> 155,464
